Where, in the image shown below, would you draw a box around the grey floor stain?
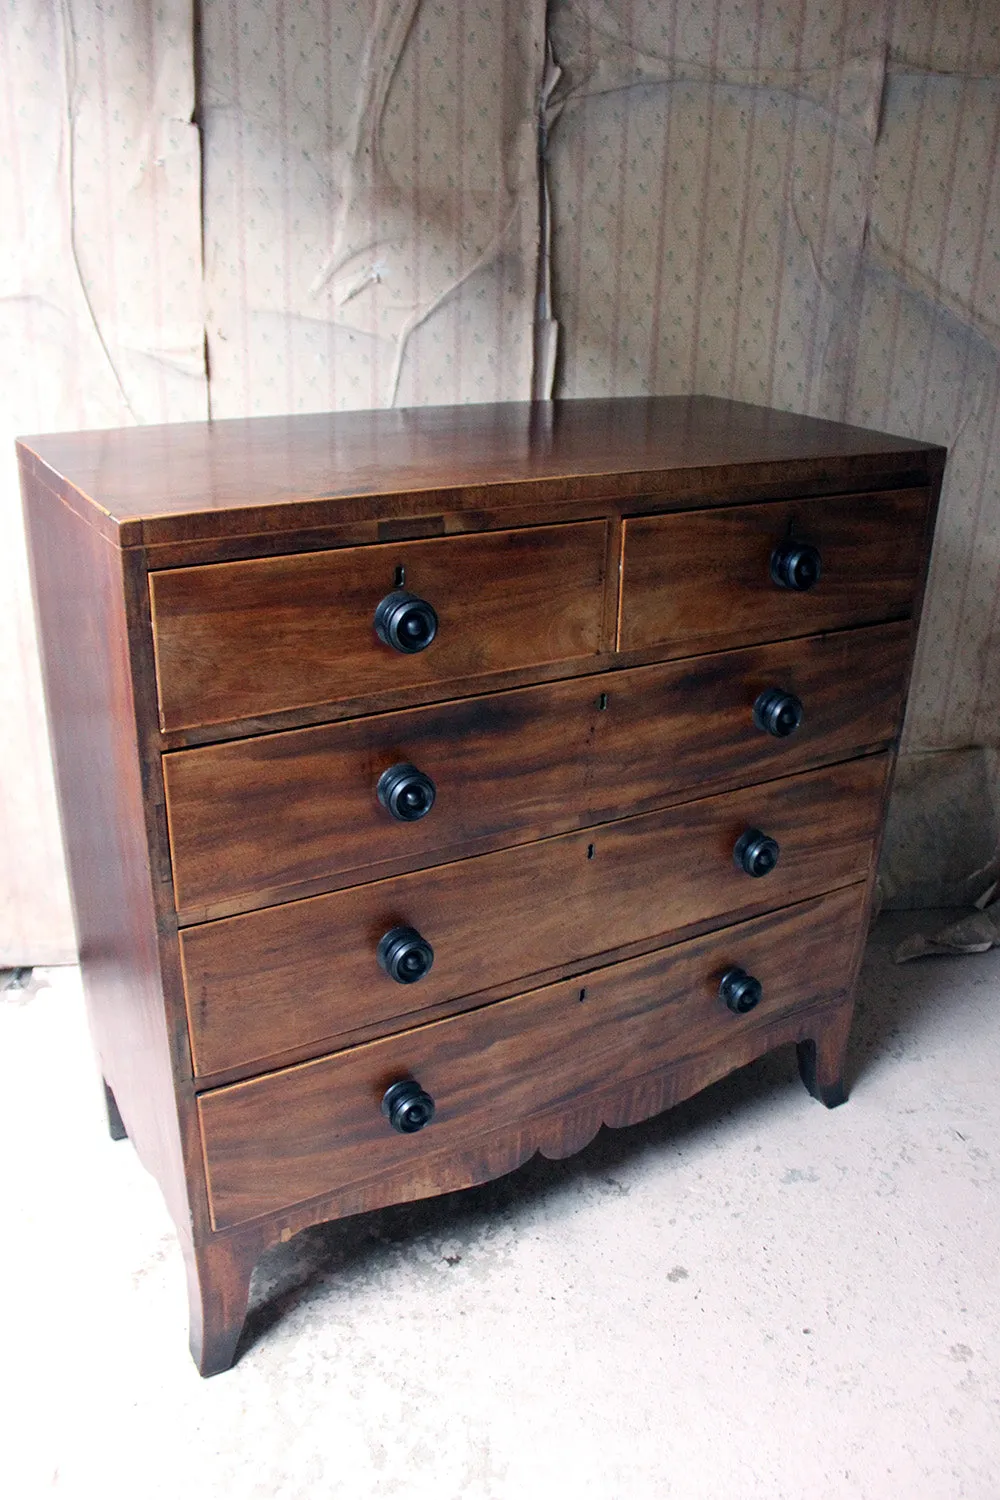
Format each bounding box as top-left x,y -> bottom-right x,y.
781,1166 -> 820,1184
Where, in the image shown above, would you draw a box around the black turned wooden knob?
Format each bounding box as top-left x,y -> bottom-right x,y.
381,1079 -> 436,1134
377,925 -> 434,984
752,687 -> 803,738
374,590 -> 438,653
377,763 -> 436,822
770,540 -> 822,591
720,967 -> 763,1014
734,828 -> 780,878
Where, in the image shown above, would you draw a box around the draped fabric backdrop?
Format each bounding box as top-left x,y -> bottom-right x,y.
2,0 -> 997,960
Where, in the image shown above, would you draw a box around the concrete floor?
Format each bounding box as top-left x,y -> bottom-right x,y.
3,912 -> 999,1499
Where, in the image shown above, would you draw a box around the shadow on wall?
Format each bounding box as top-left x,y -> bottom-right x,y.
880,749 -> 1000,909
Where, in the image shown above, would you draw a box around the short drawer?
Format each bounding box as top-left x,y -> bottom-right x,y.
618,489 -> 928,657
180,755 -> 887,1077
198,884 -> 868,1229
165,622 -> 911,918
149,521 -> 608,731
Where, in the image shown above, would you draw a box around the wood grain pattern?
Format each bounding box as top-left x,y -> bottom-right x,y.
619,489 -> 929,654
182,988 -> 856,1372
196,990 -> 855,1259
180,1230 -> 256,1378
149,521 -> 607,730
181,755 -> 887,1077
19,469 -> 192,1230
165,622 -> 911,920
198,883 -> 867,1230
17,396 -> 945,1376
19,397 -> 941,549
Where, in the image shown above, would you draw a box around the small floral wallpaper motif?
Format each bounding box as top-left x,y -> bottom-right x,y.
0,0 -> 205,960
549,0 -> 1000,754
199,0 -> 543,415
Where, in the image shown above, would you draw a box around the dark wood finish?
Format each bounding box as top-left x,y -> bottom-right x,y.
185,993 -> 853,1350
19,396 -> 941,550
18,396 -> 944,1375
180,756 -> 887,1078
180,1231 -> 256,1377
149,521 -> 608,731
199,884 -> 867,1230
797,1026 -> 851,1108
103,1080 -> 128,1141
619,489 -> 929,655
20,472 -> 193,1230
165,622 -> 910,920
155,619 -> 914,754
180,987 -> 862,1373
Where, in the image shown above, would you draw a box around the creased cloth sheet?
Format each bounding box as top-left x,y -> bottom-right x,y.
546,0 -> 1000,759
200,0 -> 545,413
0,0 -> 205,962
895,849 -> 1000,961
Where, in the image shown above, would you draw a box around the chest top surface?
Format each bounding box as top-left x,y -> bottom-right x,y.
18,395 -> 943,551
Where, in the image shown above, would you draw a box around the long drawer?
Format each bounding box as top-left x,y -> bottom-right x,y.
618,489 -> 928,656
180,755 -> 887,1077
198,884 -> 868,1229
164,622 -> 910,918
149,521 -> 608,731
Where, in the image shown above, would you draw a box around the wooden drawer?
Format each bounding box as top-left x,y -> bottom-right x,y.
180,755 -> 887,1077
149,521 -> 608,731
165,622 -> 911,919
618,489 -> 928,656
198,884 -> 867,1229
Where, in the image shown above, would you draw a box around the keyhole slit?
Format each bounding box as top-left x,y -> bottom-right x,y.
394,565 -> 406,587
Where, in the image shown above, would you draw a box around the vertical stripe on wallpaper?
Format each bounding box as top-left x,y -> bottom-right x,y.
762,0 -> 807,410
494,0 -> 509,400
687,0 -> 723,397
226,0 -> 250,413
727,0 -> 766,398
547,0 -> 999,756
801,0 -> 850,414
1,0 -> 205,960
607,0 -> 635,394
646,4 -> 680,393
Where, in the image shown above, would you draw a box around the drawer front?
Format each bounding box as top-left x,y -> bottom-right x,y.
199,884 -> 868,1229
619,489 -> 928,656
181,755 -> 887,1076
149,521 -> 608,731
165,622 -> 910,918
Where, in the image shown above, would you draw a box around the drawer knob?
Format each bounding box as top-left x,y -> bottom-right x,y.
377,763 -> 437,822
752,687 -> 803,738
720,967 -> 763,1014
374,590 -> 439,653
734,828 -> 780,878
381,1079 -> 436,1134
377,925 -> 435,984
770,540 -> 822,591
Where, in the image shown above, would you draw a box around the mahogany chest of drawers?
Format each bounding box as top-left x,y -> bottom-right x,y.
19,396 -> 944,1375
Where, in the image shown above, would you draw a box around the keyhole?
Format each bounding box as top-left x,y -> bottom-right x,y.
597,692 -> 608,711
578,988 -> 587,1003
587,843 -> 595,860
394,565 -> 406,588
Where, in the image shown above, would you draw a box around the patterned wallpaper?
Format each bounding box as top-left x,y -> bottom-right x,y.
0,0 -> 205,961
547,0 -> 1000,755
199,0 -> 544,415
2,0 -> 998,957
